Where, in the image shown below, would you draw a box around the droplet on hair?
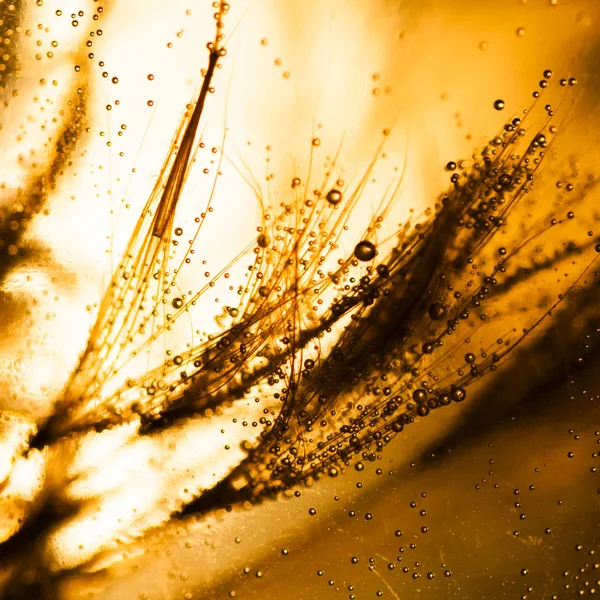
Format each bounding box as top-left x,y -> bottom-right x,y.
354,241 -> 376,261
326,189 -> 342,205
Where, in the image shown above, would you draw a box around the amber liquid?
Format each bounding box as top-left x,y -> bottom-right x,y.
0,1 -> 599,599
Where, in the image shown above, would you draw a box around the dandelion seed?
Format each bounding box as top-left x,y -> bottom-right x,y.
1,3 -> 600,599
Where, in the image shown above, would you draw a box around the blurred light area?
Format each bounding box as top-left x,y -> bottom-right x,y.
0,413 -> 37,486
0,450 -> 45,544
0,414 -> 43,545
42,396 -> 277,572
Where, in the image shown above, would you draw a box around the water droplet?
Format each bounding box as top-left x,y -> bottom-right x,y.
428,303 -> 447,320
354,241 -> 376,262
326,189 -> 342,205
257,234 -> 270,248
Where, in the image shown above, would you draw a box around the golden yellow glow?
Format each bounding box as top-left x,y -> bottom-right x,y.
1,1 -> 600,599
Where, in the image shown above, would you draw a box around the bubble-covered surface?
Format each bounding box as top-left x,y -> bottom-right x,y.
0,1 -> 599,599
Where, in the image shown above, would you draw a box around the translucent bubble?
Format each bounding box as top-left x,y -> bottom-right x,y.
428,303 -> 447,320
326,189 -> 342,205
257,234 -> 270,248
353,240 -> 376,261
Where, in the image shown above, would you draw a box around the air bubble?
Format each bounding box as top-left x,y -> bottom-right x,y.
326,189 -> 342,205
354,241 -> 376,262
428,303 -> 447,320
257,234 -> 270,248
